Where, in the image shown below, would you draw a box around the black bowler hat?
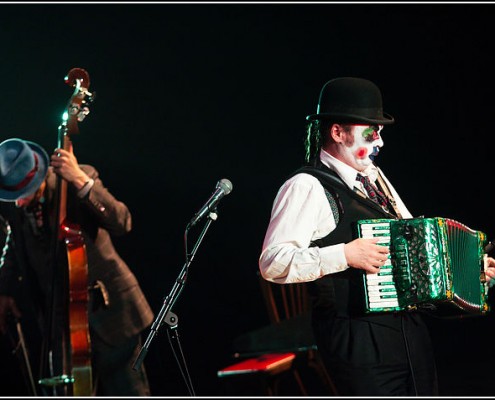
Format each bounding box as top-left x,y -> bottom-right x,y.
306,77 -> 395,125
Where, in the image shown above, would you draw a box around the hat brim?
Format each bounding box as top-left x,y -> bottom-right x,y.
0,141 -> 49,202
306,112 -> 395,125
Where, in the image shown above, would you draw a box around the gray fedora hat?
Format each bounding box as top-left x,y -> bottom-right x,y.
306,77 -> 395,125
0,138 -> 49,201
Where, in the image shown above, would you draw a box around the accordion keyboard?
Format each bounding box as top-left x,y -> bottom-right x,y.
359,221 -> 401,311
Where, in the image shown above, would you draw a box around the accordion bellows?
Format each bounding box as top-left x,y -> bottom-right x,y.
356,217 -> 490,317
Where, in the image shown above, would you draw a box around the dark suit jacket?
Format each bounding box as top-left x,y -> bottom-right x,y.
0,165 -> 154,346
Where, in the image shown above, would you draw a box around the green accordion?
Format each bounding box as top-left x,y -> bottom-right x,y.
356,217 -> 490,316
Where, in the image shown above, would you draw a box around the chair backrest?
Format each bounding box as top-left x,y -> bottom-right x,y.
232,273 -> 315,356
256,273 -> 339,396
258,273 -> 310,323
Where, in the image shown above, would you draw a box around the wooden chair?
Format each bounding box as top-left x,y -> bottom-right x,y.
222,272 -> 338,396
257,274 -> 338,396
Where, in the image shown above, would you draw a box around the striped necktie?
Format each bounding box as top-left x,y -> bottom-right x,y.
356,173 -> 389,209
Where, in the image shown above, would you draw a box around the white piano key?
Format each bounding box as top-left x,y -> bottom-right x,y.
368,294 -> 398,303
366,274 -> 395,283
366,285 -> 397,294
369,300 -> 400,309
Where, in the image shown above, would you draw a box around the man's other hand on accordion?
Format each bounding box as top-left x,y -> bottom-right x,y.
485,256 -> 495,288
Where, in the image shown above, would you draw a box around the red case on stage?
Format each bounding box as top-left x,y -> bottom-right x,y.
217,352 -> 296,376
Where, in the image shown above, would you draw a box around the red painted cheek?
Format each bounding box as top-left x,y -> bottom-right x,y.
356,148 -> 368,159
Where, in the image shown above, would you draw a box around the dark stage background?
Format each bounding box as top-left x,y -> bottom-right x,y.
1,2 -> 495,397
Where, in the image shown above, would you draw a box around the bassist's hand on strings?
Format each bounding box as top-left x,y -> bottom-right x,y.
50,148 -> 91,191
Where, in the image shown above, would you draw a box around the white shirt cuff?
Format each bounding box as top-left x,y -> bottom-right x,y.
77,178 -> 94,198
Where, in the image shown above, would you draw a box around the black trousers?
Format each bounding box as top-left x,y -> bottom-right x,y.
91,332 -> 150,396
312,312 -> 439,396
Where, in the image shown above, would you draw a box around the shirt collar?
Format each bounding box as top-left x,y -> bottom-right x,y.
319,149 -> 379,189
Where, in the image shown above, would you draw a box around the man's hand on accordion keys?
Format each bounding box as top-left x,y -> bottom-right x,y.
344,237 -> 390,273
484,256 -> 495,288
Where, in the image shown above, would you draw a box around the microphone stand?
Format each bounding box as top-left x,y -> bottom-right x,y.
132,209 -> 219,396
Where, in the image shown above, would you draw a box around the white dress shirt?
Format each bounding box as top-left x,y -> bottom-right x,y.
259,149 -> 413,284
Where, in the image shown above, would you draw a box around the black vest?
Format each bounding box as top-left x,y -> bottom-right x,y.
294,163 -> 407,327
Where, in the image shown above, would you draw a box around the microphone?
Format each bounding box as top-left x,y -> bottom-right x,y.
188,178 -> 233,228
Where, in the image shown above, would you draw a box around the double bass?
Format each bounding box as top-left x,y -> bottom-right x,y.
39,68 -> 94,396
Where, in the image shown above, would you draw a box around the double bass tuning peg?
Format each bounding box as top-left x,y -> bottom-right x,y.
77,106 -> 90,123
77,91 -> 95,122
85,90 -> 96,104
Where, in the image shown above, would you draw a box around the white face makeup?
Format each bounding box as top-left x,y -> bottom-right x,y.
342,124 -> 384,169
